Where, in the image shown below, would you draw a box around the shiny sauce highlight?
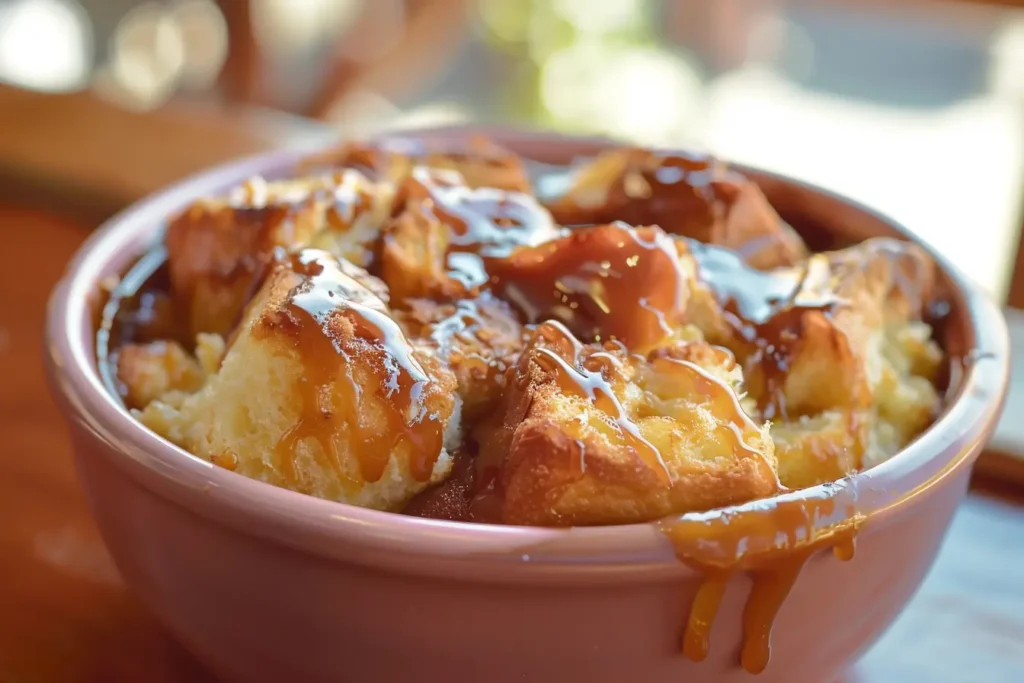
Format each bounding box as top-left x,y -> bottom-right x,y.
687,239 -> 844,420
485,223 -> 688,353
405,167 -> 561,290
257,249 -> 444,486
529,321 -> 671,484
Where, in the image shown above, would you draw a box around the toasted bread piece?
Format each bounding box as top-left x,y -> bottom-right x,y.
395,294 -> 525,422
115,335 -> 222,410
681,236 -> 942,488
545,147 -> 807,269
771,411 -> 868,490
301,135 -> 532,193
138,249 -> 461,511
380,168 -> 560,305
165,171 -> 393,338
475,322 -> 778,526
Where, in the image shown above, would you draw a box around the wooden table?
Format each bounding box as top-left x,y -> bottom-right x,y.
2,210 -> 1022,683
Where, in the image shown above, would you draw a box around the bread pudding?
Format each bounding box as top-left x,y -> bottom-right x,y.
102,138 -> 944,528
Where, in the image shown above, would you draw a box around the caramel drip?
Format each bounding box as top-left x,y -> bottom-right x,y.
740,556 -> 811,674
486,223 -> 687,353
530,321 -> 671,484
833,538 -> 856,562
683,574 -> 727,662
211,450 -> 239,471
263,250 -> 444,485
426,297 -> 491,363
659,482 -> 861,674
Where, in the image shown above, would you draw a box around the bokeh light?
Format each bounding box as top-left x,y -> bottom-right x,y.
93,0 -> 227,110
541,43 -> 702,144
251,0 -> 363,58
171,0 -> 229,90
0,0 -> 92,92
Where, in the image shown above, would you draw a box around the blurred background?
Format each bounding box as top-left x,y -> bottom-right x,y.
1,0 -> 1023,301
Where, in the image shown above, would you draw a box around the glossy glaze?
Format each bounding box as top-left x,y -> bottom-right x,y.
485,223 -> 686,352
257,249 -> 444,484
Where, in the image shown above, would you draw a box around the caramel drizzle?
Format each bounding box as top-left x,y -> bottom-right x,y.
264,250 -> 444,486
687,240 -> 844,420
408,167 -> 560,289
485,222 -> 688,353
424,296 -> 503,375
649,356 -> 775,472
659,481 -> 860,674
552,149 -> 728,239
530,321 -> 671,485
324,170 -> 377,231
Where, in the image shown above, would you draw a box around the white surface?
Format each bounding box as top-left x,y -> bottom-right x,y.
691,66 -> 1024,300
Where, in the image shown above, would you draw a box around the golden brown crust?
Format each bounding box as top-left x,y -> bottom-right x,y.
672,236 -> 941,488
138,249 -> 461,511
165,171 -> 392,339
475,324 -> 779,526
116,340 -> 205,410
545,147 -> 807,269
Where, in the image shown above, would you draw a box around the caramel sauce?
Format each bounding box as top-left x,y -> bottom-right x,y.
687,240 -> 844,419
423,295 -> 513,378
658,481 -> 861,673
323,171 -> 377,232
485,223 -> 687,353
96,246 -> 183,405
405,167 -> 560,290
401,449 -> 477,521
258,250 -> 444,485
683,574 -> 728,662
552,149 -> 727,239
832,538 -> 856,562
211,450 -> 239,471
528,321 -> 671,484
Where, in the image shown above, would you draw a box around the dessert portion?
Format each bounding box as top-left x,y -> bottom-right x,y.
108,137 -> 945,524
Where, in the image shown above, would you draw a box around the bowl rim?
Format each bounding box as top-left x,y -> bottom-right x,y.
44,125 -> 1011,579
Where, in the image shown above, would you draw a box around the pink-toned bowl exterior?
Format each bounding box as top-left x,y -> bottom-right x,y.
45,127 -> 1009,683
